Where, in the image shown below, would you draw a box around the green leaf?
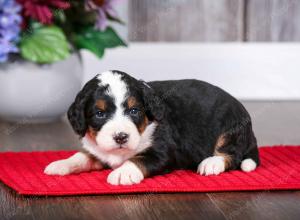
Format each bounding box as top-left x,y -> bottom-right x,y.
73,26 -> 126,58
107,14 -> 126,25
20,25 -> 70,63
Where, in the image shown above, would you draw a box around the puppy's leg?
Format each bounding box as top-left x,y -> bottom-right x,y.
197,133 -> 231,175
44,152 -> 103,176
107,160 -> 144,185
107,148 -> 169,185
198,129 -> 259,175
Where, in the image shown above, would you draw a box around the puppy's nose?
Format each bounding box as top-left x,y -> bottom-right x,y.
113,132 -> 129,145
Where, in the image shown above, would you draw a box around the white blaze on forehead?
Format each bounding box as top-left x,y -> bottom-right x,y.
97,71 -> 128,108
95,71 -> 141,154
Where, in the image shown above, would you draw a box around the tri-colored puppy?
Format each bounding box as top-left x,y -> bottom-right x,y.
44,70 -> 259,185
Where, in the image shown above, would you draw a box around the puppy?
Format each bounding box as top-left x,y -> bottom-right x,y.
44,70 -> 259,185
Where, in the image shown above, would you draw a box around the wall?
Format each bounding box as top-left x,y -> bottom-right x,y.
82,1 -> 300,145
82,43 -> 300,100
128,0 -> 300,42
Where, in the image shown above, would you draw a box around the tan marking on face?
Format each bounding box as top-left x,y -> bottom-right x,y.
214,133 -> 231,169
138,116 -> 149,134
96,99 -> 106,111
129,156 -> 148,177
88,127 -> 97,141
127,96 -> 137,109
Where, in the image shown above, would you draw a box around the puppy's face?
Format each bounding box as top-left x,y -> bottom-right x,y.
86,75 -> 149,153
68,71 -> 154,154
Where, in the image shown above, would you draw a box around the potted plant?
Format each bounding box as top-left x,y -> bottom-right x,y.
0,0 -> 126,122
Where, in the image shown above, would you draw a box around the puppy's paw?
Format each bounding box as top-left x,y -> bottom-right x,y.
107,161 -> 144,185
44,160 -> 73,176
197,156 -> 225,176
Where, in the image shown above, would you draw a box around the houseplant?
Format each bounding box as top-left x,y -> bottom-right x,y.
0,0 -> 126,122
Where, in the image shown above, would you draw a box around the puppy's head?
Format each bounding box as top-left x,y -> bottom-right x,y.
68,70 -> 163,153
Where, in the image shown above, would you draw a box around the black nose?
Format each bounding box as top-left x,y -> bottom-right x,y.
113,132 -> 129,145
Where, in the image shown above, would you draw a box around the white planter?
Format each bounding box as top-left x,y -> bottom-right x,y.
0,54 -> 82,123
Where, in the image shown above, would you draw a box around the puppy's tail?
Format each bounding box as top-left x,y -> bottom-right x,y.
240,134 -> 260,172
241,158 -> 257,172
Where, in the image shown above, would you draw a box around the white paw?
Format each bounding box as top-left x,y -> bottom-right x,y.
197,156 -> 225,176
241,158 -> 257,172
107,161 -> 144,185
44,160 -> 73,176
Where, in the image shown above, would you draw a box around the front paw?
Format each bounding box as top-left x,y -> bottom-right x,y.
44,160 -> 73,176
107,161 -> 144,185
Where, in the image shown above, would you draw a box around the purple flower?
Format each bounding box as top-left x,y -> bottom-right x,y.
0,0 -> 22,63
85,0 -> 123,31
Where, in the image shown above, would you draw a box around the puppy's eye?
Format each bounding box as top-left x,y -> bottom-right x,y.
129,108 -> 139,115
96,110 -> 106,118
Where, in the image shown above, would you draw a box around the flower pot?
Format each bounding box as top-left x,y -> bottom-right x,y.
0,54 -> 82,123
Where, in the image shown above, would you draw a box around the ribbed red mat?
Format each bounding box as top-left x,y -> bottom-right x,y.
0,146 -> 300,196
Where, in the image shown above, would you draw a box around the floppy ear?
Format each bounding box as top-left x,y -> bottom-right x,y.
67,82 -> 94,137
140,81 -> 165,121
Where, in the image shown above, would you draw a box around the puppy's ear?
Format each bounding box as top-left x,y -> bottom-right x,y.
140,81 -> 165,121
67,81 -> 95,137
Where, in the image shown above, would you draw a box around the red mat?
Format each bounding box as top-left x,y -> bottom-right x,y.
0,146 -> 300,196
